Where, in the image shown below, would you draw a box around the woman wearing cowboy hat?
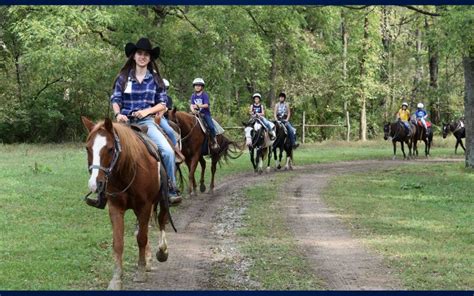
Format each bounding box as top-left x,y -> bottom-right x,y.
110,37 -> 181,203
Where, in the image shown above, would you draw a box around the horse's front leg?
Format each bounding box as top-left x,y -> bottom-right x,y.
266,146 -> 272,172
257,148 -> 263,174
107,204 -> 125,290
459,138 -> 466,152
407,140 -> 413,159
156,199 -> 169,263
400,141 -> 406,159
279,147 -> 284,170
188,155 -> 200,196
134,203 -> 152,283
392,140 -> 397,160
199,156 -> 207,193
249,148 -> 257,172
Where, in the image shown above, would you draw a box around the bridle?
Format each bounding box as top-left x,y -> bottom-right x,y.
174,112 -> 199,142
84,131 -> 137,209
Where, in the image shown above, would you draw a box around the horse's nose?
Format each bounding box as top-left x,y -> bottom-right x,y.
88,177 -> 99,192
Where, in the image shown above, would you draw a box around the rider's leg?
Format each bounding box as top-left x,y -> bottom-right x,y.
261,117 -> 276,139
140,118 -> 180,199
159,117 -> 177,146
285,121 -> 298,147
159,117 -> 185,162
203,114 -> 219,149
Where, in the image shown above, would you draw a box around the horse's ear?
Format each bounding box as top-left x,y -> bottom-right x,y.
104,118 -> 114,133
81,116 -> 95,132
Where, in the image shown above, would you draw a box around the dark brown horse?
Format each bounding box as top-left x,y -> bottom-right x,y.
273,120 -> 294,170
442,120 -> 466,154
413,119 -> 433,157
82,117 -> 173,290
167,110 -> 241,195
383,121 -> 415,159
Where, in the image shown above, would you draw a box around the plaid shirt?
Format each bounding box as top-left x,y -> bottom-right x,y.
110,70 -> 168,116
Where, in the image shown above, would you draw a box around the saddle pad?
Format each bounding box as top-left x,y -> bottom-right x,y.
417,120 -> 432,128
196,116 -> 225,135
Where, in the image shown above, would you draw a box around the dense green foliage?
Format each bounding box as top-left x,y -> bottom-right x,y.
0,6 -> 472,142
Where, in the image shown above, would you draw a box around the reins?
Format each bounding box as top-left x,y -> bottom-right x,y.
176,113 -> 199,142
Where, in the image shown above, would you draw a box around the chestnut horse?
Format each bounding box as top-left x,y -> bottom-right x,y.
167,110 -> 241,195
82,117 -> 174,290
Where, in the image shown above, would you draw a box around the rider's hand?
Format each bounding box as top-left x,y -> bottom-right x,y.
116,114 -> 129,123
132,109 -> 149,119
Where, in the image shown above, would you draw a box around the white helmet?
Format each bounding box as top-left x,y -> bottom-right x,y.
162,78 -> 170,88
417,103 -> 424,109
192,78 -> 205,86
252,93 -> 262,99
402,102 -> 408,107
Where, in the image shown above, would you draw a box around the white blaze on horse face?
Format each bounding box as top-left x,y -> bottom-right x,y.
244,127 -> 253,146
254,122 -> 262,131
88,135 -> 107,192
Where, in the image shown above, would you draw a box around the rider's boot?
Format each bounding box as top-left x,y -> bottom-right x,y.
169,186 -> 182,205
174,144 -> 185,164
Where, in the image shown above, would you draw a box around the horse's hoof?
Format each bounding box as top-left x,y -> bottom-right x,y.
392,156 -> 396,160
258,170 -> 263,175
289,166 -> 294,171
284,166 -> 289,171
107,279 -> 123,290
277,165 -> 282,170
266,167 -> 271,173
200,183 -> 206,193
156,249 -> 168,262
146,263 -> 152,272
133,271 -> 147,283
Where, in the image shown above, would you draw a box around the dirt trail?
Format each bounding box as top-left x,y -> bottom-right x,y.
127,158 -> 462,290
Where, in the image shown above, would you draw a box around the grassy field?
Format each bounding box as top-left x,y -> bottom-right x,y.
324,162 -> 473,289
0,136 -> 467,289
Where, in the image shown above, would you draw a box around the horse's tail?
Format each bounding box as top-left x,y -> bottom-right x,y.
214,134 -> 243,164
158,161 -> 177,233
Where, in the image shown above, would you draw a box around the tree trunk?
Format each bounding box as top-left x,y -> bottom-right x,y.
464,56 -> 474,168
341,10 -> 350,141
268,43 -> 277,108
359,15 -> 369,141
426,16 -> 440,124
411,25 -> 423,106
380,6 -> 390,120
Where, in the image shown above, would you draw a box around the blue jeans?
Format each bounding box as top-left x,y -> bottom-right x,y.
131,117 -> 176,189
202,113 -> 216,138
283,121 -> 296,146
259,117 -> 273,131
159,116 -> 177,146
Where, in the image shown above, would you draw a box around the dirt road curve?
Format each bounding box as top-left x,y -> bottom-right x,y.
127,158 -> 462,290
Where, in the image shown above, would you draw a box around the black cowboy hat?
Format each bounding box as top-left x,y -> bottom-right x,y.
278,92 -> 287,98
125,37 -> 160,60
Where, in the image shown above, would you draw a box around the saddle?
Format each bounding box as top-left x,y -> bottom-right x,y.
417,120 -> 432,128
194,114 -> 225,136
129,124 -> 161,163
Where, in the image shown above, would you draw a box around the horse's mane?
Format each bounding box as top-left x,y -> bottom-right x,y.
89,121 -> 148,178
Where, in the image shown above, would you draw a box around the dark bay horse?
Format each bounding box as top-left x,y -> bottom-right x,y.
273,121 -> 293,170
82,117 -> 173,290
413,119 -> 433,157
442,120 -> 466,154
167,110 -> 241,195
383,121 -> 414,159
244,118 -> 273,174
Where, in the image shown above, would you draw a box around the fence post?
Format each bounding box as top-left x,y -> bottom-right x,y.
302,111 -> 306,144
344,101 -> 350,142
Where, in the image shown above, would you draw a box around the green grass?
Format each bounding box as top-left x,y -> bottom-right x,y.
324,163 -> 474,289
0,137 -> 465,289
238,174 -> 325,289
